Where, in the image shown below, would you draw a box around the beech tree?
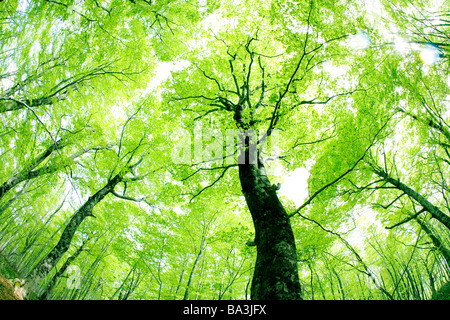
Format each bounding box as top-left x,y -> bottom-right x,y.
0,0 -> 449,301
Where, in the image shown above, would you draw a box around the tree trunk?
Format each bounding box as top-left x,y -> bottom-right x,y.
238,135 -> 301,300
374,168 -> 450,230
183,244 -> 204,300
175,254 -> 188,296
415,216 -> 450,267
29,173 -> 123,284
38,242 -> 86,300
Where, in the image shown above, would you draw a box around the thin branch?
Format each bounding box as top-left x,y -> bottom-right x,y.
110,190 -> 153,207
289,117 -> 391,218
189,165 -> 234,202
372,192 -> 406,210
297,212 -> 395,299
6,98 -> 57,145
267,1 -> 314,135
293,133 -> 336,148
385,209 -> 426,230
181,164 -> 238,182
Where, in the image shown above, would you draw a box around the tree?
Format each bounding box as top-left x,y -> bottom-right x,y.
1,0 -> 450,301
294,0 -> 450,299
166,0 -> 373,299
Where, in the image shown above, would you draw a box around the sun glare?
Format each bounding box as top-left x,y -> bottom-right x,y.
349,31 -> 371,50
419,45 -> 441,65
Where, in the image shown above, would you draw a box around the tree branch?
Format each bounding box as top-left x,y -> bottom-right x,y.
110,190 -> 153,207
189,165 -> 234,202
385,209 -> 426,230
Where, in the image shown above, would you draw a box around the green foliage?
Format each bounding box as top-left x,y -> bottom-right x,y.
0,0 -> 449,300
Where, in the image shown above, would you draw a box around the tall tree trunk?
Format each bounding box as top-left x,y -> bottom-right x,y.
194,254 -> 205,300
38,242 -> 86,300
28,173 -> 123,285
374,168 -> 450,230
415,216 -> 450,267
183,244 -> 204,300
238,135 -> 301,300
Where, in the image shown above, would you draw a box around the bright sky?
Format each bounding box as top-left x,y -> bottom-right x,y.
278,167 -> 309,206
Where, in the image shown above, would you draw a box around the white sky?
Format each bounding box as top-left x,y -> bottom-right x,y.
279,167 -> 309,206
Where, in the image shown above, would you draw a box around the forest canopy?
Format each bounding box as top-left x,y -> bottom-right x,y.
0,0 -> 450,301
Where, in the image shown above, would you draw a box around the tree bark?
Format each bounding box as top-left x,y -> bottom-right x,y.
238,135 -> 301,300
29,173 -> 123,283
414,217 -> 450,267
374,168 -> 450,230
38,242 -> 86,300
